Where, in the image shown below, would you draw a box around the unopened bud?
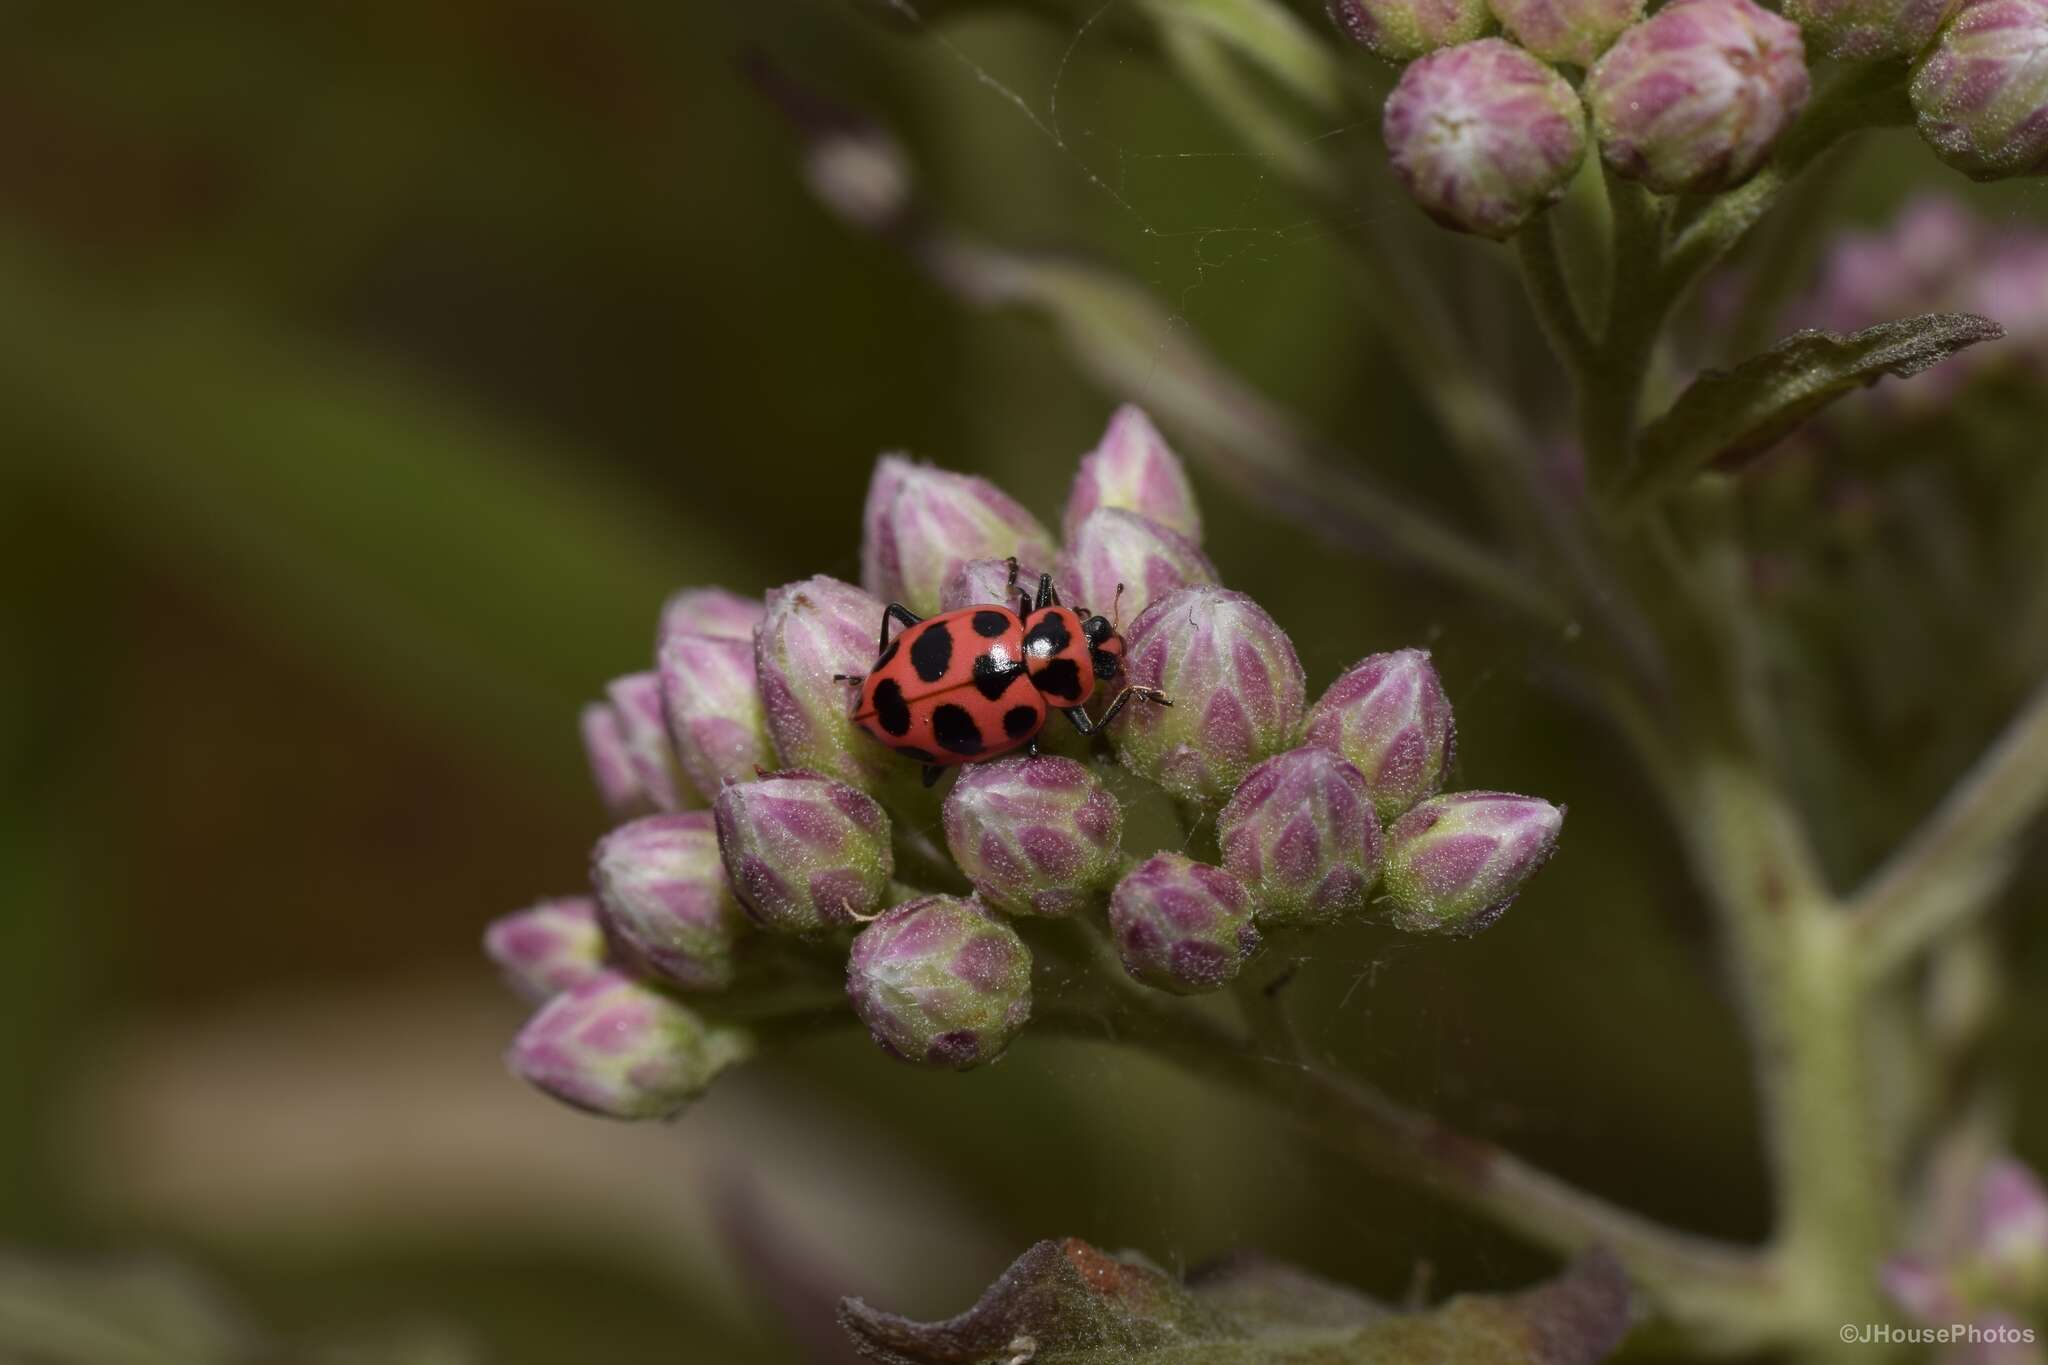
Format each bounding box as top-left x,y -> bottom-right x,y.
1489,0 -> 1642,64
754,575 -> 899,792
657,587 -> 764,644
582,702 -> 652,818
1384,40 -> 1589,240
592,813 -> 747,990
940,557 -> 1044,614
1056,509 -> 1218,624
483,896 -> 607,1001
605,672 -> 688,810
1114,586 -> 1307,804
1062,405 -> 1203,544
1381,791 -> 1564,935
860,456 -> 1057,616
1302,649 -> 1456,822
847,896 -> 1033,1068
659,630 -> 773,795
1787,0 -> 1957,58
1219,747 -> 1383,926
1327,0 -> 1492,61
1109,853 -> 1260,995
942,756 -> 1123,916
507,970 -> 752,1119
1586,0 -> 1809,195
1912,0 -> 2048,180
714,771 -> 894,934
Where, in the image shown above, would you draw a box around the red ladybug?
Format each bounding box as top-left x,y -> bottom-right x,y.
844,562 -> 1169,786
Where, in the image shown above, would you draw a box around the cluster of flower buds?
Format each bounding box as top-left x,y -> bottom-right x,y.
488,402 -> 1565,1121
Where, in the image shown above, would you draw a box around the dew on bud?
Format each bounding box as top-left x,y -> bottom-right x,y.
1383,39 -> 1588,241
859,455 -> 1057,616
1113,586 -> 1307,805
1109,853 -> 1261,995
1303,649 -> 1457,822
1062,405 -> 1204,545
1219,746 -> 1384,927
484,896 -> 608,1002
714,770 -> 894,934
507,970 -> 753,1120
1056,509 -> 1218,624
942,756 -> 1123,917
1381,791 -> 1564,936
847,895 -> 1033,1068
1912,0 -> 2048,180
1585,0 -> 1809,195
592,813 -> 749,990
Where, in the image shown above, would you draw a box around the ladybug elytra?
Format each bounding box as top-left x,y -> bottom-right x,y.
843,561 -> 1169,786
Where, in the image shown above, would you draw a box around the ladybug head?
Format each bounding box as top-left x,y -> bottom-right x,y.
1080,613 -> 1123,681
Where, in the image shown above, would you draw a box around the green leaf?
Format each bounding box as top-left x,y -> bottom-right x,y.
1609,312 -> 2004,516
838,1238 -> 1633,1364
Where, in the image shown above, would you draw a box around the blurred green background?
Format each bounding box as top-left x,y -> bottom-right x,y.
1,1 -> 2042,1361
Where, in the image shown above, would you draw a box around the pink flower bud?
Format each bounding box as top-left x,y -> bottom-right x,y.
1114,586 -> 1307,804
581,701 -> 653,818
508,969 -> 751,1119
1327,0 -> 1492,61
1585,0 -> 1809,195
1219,747 -> 1384,926
1381,791 -> 1564,935
1787,0 -> 1958,58
1061,405 -> 1203,545
859,456 -> 1057,616
1384,39 -> 1589,240
657,586 -> 764,645
714,771 -> 894,934
1109,853 -> 1260,995
1055,509 -> 1219,624
847,896 -> 1033,1068
1489,0 -> 1643,65
942,756 -> 1123,916
1912,0 -> 2048,180
592,813 -> 748,990
659,631 -> 773,796
1302,649 -> 1457,822
939,557 -> 1045,614
754,575 -> 899,792
483,896 -> 607,1002
604,672 -> 688,810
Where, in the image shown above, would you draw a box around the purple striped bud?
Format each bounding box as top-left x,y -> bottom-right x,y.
592,813 -> 748,990
1585,0 -> 1809,195
657,586 -> 764,645
1328,0 -> 1492,61
1489,0 -> 1642,65
939,556 -> 1044,614
1113,586 -> 1307,804
941,756 -> 1123,917
754,575 -> 898,792
508,969 -> 752,1119
659,631 -> 773,795
1912,0 -> 2048,180
846,896 -> 1033,1069
1382,791 -> 1564,935
1109,853 -> 1260,995
1303,649 -> 1457,822
581,702 -> 652,818
714,770 -> 894,934
1061,405 -> 1204,544
859,456 -> 1058,616
1384,40 -> 1588,241
1787,0 -> 1958,58
1055,509 -> 1219,623
605,672 -> 688,810
1219,747 -> 1384,926
483,896 -> 607,1002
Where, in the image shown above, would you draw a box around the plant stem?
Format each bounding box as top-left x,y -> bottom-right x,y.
1518,213 -> 1596,370
1852,675 -> 2048,976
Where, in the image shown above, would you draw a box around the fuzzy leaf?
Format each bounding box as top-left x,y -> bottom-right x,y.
1611,312 -> 2004,514
838,1238 -> 1633,1365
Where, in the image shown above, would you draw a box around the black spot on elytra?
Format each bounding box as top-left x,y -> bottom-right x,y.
971,610 -> 1010,638
875,638 -> 900,669
1023,614 -> 1071,659
1034,657 -> 1084,703
872,678 -> 912,737
932,703 -> 984,755
896,744 -> 936,762
910,623 -> 954,683
1003,705 -> 1039,739
972,653 -> 1023,701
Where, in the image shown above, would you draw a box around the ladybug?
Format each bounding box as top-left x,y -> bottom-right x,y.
843,561 -> 1169,786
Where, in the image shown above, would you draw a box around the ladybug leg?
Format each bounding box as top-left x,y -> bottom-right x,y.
1059,705 -> 1096,737
878,603 -> 922,654
921,763 -> 946,789
1086,686 -> 1172,730
1034,572 -> 1058,611
1004,556 -> 1021,597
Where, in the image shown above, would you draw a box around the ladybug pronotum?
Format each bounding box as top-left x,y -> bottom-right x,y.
843,561 -> 1170,786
